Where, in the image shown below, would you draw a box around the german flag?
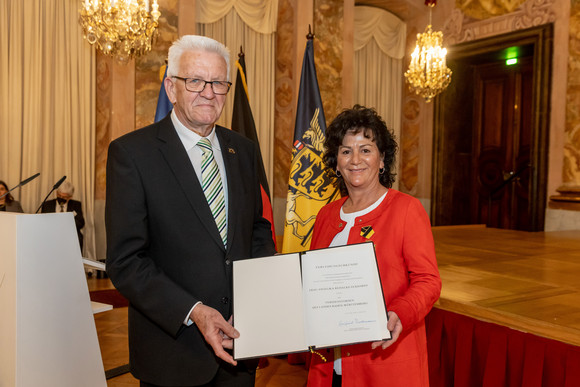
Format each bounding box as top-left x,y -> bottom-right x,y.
231,50 -> 277,250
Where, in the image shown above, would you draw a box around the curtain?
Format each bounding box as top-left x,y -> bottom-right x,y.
196,0 -> 278,34
353,6 -> 405,188
0,0 -> 96,259
196,0 -> 277,195
426,308 -> 580,387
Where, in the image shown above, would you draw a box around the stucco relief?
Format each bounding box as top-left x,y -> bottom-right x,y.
456,0 -> 528,19
444,0 -> 556,44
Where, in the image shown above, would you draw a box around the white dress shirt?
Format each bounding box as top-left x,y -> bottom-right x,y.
171,110 -> 229,217
171,110 -> 230,325
330,190 -> 388,374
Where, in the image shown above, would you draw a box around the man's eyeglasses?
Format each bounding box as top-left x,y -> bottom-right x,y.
173,77 -> 232,95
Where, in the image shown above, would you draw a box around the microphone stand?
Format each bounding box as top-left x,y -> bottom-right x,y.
0,173 -> 40,199
35,176 -> 67,214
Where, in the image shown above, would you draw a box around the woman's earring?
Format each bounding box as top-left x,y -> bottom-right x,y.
379,167 -> 385,175
336,169 -> 342,178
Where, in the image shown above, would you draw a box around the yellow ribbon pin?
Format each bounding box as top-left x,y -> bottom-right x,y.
360,226 -> 374,239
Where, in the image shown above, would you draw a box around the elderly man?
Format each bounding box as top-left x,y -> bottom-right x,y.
41,180 -> 85,250
105,35 -> 276,387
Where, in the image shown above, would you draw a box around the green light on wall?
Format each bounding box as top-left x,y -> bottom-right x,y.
505,46 -> 519,66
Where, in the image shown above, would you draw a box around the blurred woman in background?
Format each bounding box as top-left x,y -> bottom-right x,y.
0,180 -> 24,212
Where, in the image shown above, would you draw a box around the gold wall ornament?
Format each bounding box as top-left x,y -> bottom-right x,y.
404,1 -> 452,102
79,0 -> 161,63
456,0 -> 528,20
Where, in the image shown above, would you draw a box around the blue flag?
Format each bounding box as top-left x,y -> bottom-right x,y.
154,66 -> 172,122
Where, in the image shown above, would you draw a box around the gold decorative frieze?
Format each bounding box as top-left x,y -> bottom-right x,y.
456,0 -> 528,20
444,0 -> 556,44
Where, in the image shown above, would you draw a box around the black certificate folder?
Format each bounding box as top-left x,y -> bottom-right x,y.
232,242 -> 390,360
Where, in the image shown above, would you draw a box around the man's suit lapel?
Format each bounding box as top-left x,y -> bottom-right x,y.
216,126 -> 242,254
156,117 -> 226,251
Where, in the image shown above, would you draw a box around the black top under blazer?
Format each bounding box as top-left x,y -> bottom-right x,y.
105,115 -> 276,386
41,198 -> 85,249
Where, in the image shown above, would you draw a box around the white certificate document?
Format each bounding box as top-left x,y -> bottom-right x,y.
233,253 -> 308,360
301,243 -> 390,349
232,242 -> 390,360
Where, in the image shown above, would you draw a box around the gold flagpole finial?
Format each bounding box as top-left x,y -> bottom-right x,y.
306,25 -> 314,40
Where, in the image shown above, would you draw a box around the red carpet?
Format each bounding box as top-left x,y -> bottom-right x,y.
89,289 -> 129,308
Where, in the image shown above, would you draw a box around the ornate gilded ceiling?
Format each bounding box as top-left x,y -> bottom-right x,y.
355,0 -> 528,21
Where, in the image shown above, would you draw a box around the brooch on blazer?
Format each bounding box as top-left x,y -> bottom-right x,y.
228,148 -> 236,154
360,226 -> 375,239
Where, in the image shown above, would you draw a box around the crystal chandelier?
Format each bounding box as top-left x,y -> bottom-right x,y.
79,0 -> 161,63
404,0 -> 452,102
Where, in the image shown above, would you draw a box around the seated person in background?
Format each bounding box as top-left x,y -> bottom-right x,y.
41,180 -> 85,251
0,180 -> 24,213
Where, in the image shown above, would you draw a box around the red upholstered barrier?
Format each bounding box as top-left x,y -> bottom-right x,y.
426,308 -> 580,387
285,308 -> 580,386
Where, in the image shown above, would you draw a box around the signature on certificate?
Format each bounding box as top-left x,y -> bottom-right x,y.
339,318 -> 376,327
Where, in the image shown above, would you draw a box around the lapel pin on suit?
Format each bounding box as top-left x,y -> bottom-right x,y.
360,225 -> 375,239
228,148 -> 236,154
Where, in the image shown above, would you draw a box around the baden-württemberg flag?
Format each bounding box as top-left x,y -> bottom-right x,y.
282,39 -> 340,254
231,52 -> 277,250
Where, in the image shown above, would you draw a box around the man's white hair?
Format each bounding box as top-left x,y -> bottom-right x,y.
166,35 -> 230,81
57,181 -> 74,196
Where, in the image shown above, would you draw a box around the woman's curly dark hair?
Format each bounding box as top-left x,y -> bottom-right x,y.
323,105 -> 398,195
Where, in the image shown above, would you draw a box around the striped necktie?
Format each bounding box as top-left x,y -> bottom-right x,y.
198,137 -> 227,246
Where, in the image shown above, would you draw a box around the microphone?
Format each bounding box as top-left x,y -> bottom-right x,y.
0,173 -> 40,199
53,175 -> 67,190
36,175 -> 67,214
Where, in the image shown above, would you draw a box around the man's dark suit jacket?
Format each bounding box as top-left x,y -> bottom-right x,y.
41,198 -> 84,249
105,115 -> 276,386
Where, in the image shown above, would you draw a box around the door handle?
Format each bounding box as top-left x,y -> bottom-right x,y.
503,171 -> 514,181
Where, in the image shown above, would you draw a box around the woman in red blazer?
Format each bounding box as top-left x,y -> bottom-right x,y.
307,105 -> 441,387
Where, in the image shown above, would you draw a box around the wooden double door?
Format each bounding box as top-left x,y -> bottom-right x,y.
431,25 -> 552,232
472,57 -> 533,230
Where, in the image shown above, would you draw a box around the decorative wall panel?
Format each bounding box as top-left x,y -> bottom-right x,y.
135,0 -> 179,130
314,0 -> 344,124
400,25 -> 421,196
564,0 -> 580,185
95,54 -> 112,201
273,0 -> 296,197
